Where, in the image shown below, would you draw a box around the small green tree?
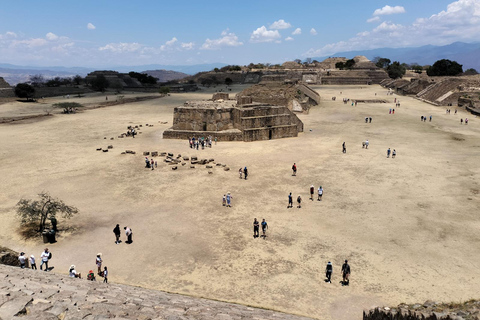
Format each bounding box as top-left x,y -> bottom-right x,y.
374,57 -> 391,69
344,59 -> 356,69
387,61 -> 406,79
225,77 -> 233,86
335,62 -> 345,70
159,86 -> 170,94
91,75 -> 109,92
16,192 -> 79,232
73,75 -> 83,85
14,83 -> 36,101
463,68 -> 478,75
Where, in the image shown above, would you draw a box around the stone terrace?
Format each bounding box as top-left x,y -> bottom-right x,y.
0,264 -> 315,320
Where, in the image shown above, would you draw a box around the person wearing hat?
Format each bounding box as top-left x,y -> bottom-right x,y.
18,252 -> 26,269
40,248 -> 50,271
325,262 -> 333,283
226,192 -> 232,207
87,270 -> 96,281
30,254 -> 36,270
96,253 -> 102,274
69,265 -> 81,278
341,260 -> 351,286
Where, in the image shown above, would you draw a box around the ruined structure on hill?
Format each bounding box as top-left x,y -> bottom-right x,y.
381,75 -> 480,107
238,82 -> 320,113
163,93 -> 303,142
0,77 -> 14,98
85,71 -> 143,88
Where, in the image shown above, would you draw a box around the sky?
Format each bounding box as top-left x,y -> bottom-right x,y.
0,0 -> 479,68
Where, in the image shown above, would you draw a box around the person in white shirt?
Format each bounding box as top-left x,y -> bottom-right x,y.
124,227 -> 133,244
18,252 -> 26,268
318,186 -> 323,201
69,265 -> 81,278
30,255 -> 36,270
96,254 -> 102,274
40,248 -> 50,271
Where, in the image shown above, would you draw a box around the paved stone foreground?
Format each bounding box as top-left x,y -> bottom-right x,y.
0,264 -> 315,320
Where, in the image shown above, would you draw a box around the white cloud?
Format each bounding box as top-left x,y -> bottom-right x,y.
373,5 -> 406,16
181,42 -> 194,50
99,42 -> 142,53
304,0 -> 480,57
46,32 -> 58,41
87,23 -> 96,30
165,37 -> 177,46
250,26 -> 281,43
310,28 -> 318,35
201,30 -> 243,49
292,28 -> 302,35
285,36 -> 294,41
270,19 -> 292,30
367,16 -> 380,23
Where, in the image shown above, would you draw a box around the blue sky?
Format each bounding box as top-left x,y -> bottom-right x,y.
0,0 -> 478,67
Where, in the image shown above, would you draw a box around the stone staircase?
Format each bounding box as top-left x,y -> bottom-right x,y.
0,264 -> 314,320
416,79 -> 464,105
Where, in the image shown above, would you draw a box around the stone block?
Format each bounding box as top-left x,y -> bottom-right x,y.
143,151 -> 150,156
151,152 -> 158,157
172,166 -> 177,170
102,150 -> 108,152
107,145 -> 113,149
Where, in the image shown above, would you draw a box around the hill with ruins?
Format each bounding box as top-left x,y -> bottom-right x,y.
142,69 -> 189,83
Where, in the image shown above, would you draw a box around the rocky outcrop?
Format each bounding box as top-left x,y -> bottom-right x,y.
0,77 -> 14,98
0,264 -> 314,320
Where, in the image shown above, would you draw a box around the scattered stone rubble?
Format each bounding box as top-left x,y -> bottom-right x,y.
0,264 -> 314,320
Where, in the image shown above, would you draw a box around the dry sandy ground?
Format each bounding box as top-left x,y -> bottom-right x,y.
0,84 -> 479,320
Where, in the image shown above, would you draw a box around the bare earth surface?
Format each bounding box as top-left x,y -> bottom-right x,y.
0,85 -> 479,320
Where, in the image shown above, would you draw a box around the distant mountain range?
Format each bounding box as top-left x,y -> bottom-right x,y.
0,63 -> 226,85
313,42 -> 480,72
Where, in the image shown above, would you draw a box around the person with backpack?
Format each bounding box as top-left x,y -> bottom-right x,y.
341,260 -> 351,286
124,226 -> 133,244
87,270 -> 96,281
287,192 -> 293,208
40,248 -> 51,271
113,224 -> 121,244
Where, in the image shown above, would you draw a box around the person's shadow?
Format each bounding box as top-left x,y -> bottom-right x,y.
46,267 -> 54,271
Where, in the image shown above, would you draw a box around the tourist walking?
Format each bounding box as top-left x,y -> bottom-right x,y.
310,185 -> 315,200
96,253 -> 102,274
226,192 -> 232,207
222,194 -> 226,206
297,195 -> 302,208
365,140 -> 369,149
18,252 -> 26,269
288,192 -> 293,208
261,219 -> 268,238
253,218 -> 259,238
103,267 -> 108,283
244,167 -> 248,180
30,255 -> 36,270
325,262 -> 333,283
341,260 -> 351,286
113,224 -> 121,244
342,142 -> 346,153
292,163 -> 297,176
318,186 -> 323,201
239,168 -> 243,179
429,115 -> 432,122
40,248 -> 50,271
387,148 -> 391,158
392,149 -> 396,158
124,227 -> 133,244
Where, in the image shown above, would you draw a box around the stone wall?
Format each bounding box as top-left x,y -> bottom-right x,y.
0,264 -> 314,320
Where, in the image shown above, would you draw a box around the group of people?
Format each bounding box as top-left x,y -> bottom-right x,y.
325,260 -> 351,286
113,224 -> 133,244
288,185 -> 324,209
18,248 -> 51,271
145,157 -> 157,170
389,109 -> 395,114
189,136 -> 216,150
238,167 -> 248,179
68,253 -> 108,283
460,118 -> 469,124
364,117 -> 372,123
222,193 -> 233,207
253,218 -> 268,239
386,148 -> 397,158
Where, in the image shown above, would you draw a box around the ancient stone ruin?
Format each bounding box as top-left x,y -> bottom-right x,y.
163,94 -> 303,141
85,71 -> 143,88
0,77 -> 14,98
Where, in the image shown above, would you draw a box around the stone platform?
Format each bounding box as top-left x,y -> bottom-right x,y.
0,264 -> 315,320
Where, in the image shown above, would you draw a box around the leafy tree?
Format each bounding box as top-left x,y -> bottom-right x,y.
463,68 -> 478,75
14,83 -> 35,100
214,68 -> 220,72
29,74 -> 45,87
427,59 -> 463,76
159,86 -> 170,94
335,62 -> 345,70
294,59 -> 302,64
229,65 -> 242,71
387,61 -> 406,79
128,72 -> 157,85
90,75 -> 109,92
374,57 -> 391,69
344,59 -> 356,69
225,77 -> 233,86
73,75 -> 83,85
16,192 -> 79,232
412,65 -> 423,74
